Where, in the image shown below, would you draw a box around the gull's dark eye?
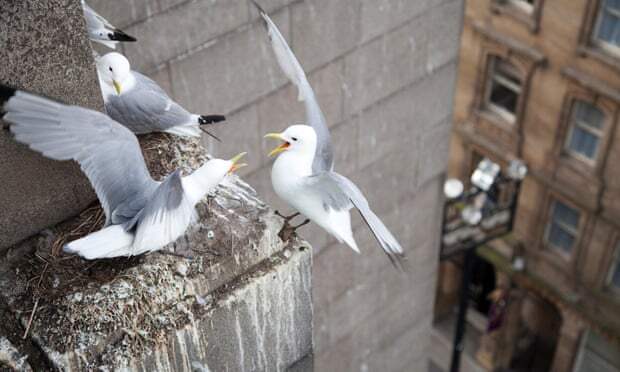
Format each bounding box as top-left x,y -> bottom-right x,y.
291,137 -> 298,142
109,67 -> 113,72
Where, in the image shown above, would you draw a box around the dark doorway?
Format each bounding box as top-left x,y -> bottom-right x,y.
468,255 -> 496,315
510,294 -> 562,372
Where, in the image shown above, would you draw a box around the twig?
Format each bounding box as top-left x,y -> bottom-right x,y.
36,263 -> 49,288
22,298 -> 39,339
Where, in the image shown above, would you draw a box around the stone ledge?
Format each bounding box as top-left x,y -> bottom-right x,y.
0,136 -> 313,371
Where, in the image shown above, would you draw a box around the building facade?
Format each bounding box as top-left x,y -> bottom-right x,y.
433,0 -> 620,371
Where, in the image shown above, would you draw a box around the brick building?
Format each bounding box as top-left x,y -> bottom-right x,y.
432,0 -> 620,371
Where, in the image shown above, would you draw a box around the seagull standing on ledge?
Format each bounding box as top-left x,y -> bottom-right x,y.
253,1 -> 404,268
96,52 -> 226,139
82,1 -> 137,49
265,126 -> 405,268
0,84 -> 247,259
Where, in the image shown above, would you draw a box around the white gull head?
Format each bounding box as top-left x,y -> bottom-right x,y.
96,52 -> 134,97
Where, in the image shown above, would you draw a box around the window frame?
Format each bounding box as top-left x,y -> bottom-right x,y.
508,0 -> 535,14
490,0 -> 545,32
484,58 -> 523,124
606,242 -> 620,294
592,0 -> 620,57
544,200 -> 581,258
563,100 -> 606,165
572,329 -> 620,372
578,0 -> 620,71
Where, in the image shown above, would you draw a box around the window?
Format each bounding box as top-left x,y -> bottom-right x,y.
545,201 -> 580,255
593,0 -> 620,55
508,0 -> 535,14
485,59 -> 522,122
574,330 -> 620,372
607,243 -> 620,291
564,101 -> 605,162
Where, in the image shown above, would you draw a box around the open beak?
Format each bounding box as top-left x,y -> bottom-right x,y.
264,132 -> 290,157
228,152 -> 248,174
113,80 -> 122,95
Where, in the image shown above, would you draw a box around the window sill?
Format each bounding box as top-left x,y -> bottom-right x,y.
490,2 -> 540,33
475,108 -> 516,130
539,244 -> 574,271
558,152 -> 598,176
577,45 -> 620,74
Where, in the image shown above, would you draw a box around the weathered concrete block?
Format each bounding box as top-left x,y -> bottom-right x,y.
0,0 -> 102,251
123,0 -> 249,72
329,120 -> 359,175
291,0 -> 361,72
350,144 -> 419,218
343,17 -> 428,117
425,0 -> 464,72
408,61 -> 458,134
207,103 -> 263,176
248,0 -> 297,19
359,0 -> 431,43
169,8 -> 289,115
355,80 -> 433,169
88,0 -> 158,29
418,116 -> 453,186
149,64 -> 174,97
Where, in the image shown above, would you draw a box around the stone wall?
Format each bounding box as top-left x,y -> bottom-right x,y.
0,0 -> 100,250
89,0 -> 464,370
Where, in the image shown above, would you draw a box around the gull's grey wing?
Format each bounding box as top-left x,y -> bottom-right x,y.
131,170 -> 197,255
105,72 -> 196,134
3,87 -> 158,226
252,1 -> 334,172
306,172 -> 405,268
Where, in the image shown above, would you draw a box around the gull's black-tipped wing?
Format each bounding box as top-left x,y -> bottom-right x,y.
251,0 -> 334,173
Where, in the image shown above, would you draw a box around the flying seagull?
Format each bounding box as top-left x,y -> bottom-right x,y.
253,2 -> 405,268
251,0 -> 333,173
265,126 -> 405,268
0,84 -> 247,259
82,1 -> 137,49
96,52 -> 226,139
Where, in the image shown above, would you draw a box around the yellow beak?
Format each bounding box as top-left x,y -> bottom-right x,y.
228,152 -> 248,174
264,132 -> 290,157
113,80 -> 122,95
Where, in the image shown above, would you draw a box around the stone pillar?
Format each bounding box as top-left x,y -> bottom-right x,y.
0,0 -> 101,251
550,312 -> 584,372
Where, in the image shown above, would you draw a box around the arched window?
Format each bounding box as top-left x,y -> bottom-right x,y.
484,58 -> 523,123
564,100 -> 606,162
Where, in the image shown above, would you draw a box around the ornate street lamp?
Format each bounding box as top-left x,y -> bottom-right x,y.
440,158 -> 527,372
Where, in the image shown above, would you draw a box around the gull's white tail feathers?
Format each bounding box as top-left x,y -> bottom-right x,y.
64,225 -> 134,260
165,124 -> 201,138
327,209 -> 360,254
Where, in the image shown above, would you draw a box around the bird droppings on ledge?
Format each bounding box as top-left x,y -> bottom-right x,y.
0,337 -> 33,371
0,135 -> 312,371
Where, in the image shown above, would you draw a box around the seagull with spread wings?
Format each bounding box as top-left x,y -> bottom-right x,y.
1,84 -> 246,259
252,2 -> 406,268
